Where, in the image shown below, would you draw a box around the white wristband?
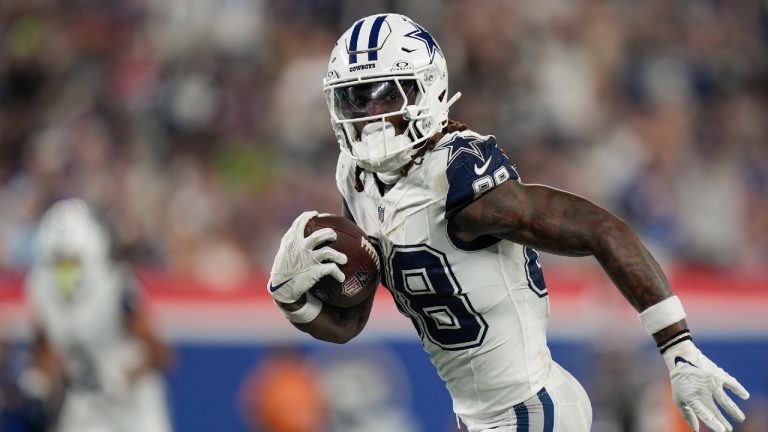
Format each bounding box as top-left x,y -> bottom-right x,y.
276,292 -> 323,323
639,295 -> 686,336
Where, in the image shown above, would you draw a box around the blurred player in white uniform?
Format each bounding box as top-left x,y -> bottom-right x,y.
267,14 -> 749,432
24,198 -> 173,432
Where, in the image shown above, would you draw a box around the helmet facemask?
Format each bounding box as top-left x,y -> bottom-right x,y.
327,77 -> 423,173
325,66 -> 446,174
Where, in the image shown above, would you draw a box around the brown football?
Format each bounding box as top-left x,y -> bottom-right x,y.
304,215 -> 380,308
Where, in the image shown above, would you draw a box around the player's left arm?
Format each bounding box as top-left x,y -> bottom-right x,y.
454,180 -> 672,313
452,179 -> 749,432
122,270 -> 174,383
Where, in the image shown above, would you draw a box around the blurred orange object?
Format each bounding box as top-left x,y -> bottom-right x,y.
240,348 -> 327,432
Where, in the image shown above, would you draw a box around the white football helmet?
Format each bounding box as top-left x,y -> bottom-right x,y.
323,13 -> 461,174
36,199 -> 109,296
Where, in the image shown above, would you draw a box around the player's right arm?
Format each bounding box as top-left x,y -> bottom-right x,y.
19,326 -> 65,402
29,327 -> 63,380
268,210 -> 373,344
276,291 -> 375,344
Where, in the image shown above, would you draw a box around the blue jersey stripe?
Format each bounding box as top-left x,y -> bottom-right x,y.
348,20 -> 364,64
524,247 -> 547,298
367,15 -> 387,61
513,401 -> 529,432
538,388 -> 555,432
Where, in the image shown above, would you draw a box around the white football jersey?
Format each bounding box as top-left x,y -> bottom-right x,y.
337,130 -> 553,418
26,262 -> 171,432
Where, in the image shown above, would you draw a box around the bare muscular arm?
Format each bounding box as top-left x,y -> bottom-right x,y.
29,326 -> 64,382
452,180 -> 686,344
276,201 -> 375,344
278,291 -> 375,343
125,306 -> 174,382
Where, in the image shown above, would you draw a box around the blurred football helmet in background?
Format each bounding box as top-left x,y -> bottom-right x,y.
324,13 -> 461,174
35,198 -> 109,297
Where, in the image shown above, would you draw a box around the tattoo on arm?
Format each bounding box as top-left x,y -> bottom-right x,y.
455,181 -> 673,313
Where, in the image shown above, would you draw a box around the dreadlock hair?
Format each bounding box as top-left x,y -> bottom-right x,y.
353,119 -> 468,192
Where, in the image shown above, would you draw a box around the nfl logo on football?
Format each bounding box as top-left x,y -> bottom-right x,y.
342,277 -> 362,297
343,268 -> 369,297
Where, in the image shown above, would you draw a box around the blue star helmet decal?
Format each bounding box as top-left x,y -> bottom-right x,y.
405,21 -> 443,63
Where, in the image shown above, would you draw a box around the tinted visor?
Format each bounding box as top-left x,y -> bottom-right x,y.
333,80 -> 418,120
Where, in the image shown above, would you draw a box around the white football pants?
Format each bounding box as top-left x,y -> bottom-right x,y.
461,361 -> 592,432
55,375 -> 171,432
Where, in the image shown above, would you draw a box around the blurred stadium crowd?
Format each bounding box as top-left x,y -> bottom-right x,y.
1,0 -> 767,285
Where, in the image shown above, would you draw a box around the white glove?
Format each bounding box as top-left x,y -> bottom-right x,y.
268,211 -> 347,304
663,340 -> 749,432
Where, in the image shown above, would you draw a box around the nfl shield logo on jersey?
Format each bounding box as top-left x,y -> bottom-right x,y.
378,205 -> 385,222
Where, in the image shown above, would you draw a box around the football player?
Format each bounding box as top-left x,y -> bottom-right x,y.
268,13 -> 749,432
24,198 -> 173,432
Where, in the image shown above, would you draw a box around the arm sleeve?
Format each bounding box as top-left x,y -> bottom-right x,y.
444,135 -> 519,219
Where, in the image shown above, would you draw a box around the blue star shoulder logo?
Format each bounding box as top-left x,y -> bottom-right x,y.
405,22 -> 443,63
434,135 -> 485,167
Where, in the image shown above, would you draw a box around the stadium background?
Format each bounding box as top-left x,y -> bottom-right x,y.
1,0 -> 767,431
